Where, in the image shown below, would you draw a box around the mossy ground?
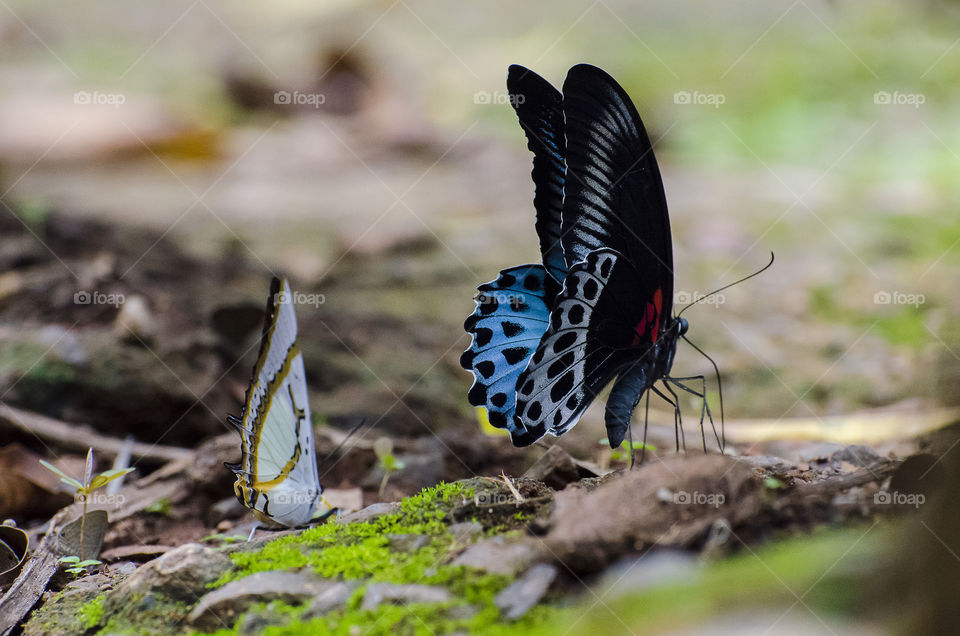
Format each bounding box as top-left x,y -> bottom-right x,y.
195,481 -> 573,636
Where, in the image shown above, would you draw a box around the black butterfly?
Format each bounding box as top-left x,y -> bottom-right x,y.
462,63 -> 720,451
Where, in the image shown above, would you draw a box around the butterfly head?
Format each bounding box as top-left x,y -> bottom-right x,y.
677,317 -> 688,337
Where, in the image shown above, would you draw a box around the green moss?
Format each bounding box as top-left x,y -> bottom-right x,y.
215,481 -> 477,587
81,593 -> 106,629
195,481 -> 573,635
98,597 -> 194,635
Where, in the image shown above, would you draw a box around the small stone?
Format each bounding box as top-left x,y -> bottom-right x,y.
494,564 -> 557,620
361,583 -> 453,611
522,446 -> 580,490
387,534 -> 430,552
449,521 -> 483,544
301,582 -> 357,618
107,543 -> 233,610
452,536 -> 540,576
339,502 -> 400,525
188,571 -> 341,630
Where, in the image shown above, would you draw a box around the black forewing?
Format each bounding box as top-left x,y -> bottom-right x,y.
560,64 -> 674,326
507,64 -> 567,285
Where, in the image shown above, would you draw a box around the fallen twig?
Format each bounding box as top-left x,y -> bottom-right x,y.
0,403 -> 191,464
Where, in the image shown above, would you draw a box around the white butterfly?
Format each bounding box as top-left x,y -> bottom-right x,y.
225,277 -> 325,527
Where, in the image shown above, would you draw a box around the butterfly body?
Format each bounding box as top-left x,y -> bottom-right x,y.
463,64 -> 710,450
226,277 -> 322,527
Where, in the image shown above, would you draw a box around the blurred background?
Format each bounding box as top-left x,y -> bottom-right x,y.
1,0 -> 960,631
3,0 -> 958,444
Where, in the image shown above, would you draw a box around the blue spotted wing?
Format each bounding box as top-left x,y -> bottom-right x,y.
460,265 -> 560,445
507,64 -> 567,284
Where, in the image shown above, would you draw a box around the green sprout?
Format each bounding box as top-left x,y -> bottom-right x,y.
40,448 -> 133,563
58,555 -> 103,575
144,497 -> 172,516
764,477 -> 786,490
373,437 -> 405,497
601,438 -> 657,464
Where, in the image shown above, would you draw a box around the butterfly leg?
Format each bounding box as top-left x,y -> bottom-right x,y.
662,383 -> 687,452
638,390 -> 651,465
669,376 -> 720,454
651,385 -> 682,453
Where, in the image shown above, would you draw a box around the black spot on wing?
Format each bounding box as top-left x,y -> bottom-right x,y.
583,278 -> 598,300
503,347 -> 529,365
475,328 -> 493,347
476,360 -> 496,379
550,370 -> 575,403
468,382 -> 487,405
553,332 -> 577,353
502,321 -> 524,337
526,401 -> 542,420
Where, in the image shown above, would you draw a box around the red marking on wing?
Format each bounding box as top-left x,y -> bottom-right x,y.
650,288 -> 663,343
631,288 -> 665,346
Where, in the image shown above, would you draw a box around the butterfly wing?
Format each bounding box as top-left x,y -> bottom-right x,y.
461,264 -> 559,445
515,249 -> 649,440
507,64 -> 567,285
559,64 -> 674,324
226,277 -> 321,527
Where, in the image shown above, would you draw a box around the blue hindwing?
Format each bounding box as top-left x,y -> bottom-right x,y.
460,264 -> 558,442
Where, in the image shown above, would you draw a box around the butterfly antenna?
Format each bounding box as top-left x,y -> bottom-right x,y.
680,335 -> 725,453
677,252 -> 774,319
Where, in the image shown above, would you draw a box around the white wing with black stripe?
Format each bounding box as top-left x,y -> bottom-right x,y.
225,277 -> 322,527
